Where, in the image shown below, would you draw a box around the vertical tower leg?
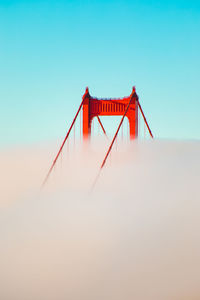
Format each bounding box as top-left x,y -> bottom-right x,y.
135,100 -> 138,138
127,101 -> 138,140
128,115 -> 136,139
82,97 -> 91,140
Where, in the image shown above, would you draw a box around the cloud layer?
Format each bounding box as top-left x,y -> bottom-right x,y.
0,140 -> 200,300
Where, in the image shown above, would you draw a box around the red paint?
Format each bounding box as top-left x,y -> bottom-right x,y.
97,116 -> 107,137
100,95 -> 134,169
138,100 -> 154,139
42,86 -> 154,189
82,87 -> 138,140
41,98 -> 85,188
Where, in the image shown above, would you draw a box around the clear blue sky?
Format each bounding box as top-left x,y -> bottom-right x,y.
0,0 -> 200,146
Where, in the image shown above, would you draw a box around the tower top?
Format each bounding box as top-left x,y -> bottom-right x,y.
132,86 -> 136,95
85,87 -> 89,94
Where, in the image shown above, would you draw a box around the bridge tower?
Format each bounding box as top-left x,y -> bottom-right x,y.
82,87 -> 138,140
42,86 -> 153,188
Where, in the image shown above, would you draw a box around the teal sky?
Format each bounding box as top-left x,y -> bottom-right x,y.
1,0 -> 200,146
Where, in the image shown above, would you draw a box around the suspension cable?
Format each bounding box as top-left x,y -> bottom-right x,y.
97,116 -> 107,138
41,99 -> 85,188
138,100 -> 154,139
91,96 -> 133,191
80,108 -> 82,141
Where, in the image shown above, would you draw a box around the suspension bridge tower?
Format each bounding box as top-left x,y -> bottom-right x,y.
82,86 -> 138,140
42,86 -> 153,188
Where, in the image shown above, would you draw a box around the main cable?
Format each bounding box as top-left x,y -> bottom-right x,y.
41,99 -> 85,188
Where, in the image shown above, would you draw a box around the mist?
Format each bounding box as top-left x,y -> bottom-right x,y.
0,140 -> 200,300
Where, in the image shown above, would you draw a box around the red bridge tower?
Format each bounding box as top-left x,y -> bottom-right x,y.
82,87 -> 138,140
42,86 -> 154,188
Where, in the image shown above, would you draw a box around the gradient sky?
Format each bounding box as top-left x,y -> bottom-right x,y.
0,0 -> 200,146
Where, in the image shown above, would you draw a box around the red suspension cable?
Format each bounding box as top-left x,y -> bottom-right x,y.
138,100 -> 154,139
41,99 -> 85,188
91,96 -> 133,191
100,96 -> 133,169
97,116 -> 107,138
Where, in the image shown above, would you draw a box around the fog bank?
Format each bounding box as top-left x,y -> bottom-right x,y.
0,140 -> 200,300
